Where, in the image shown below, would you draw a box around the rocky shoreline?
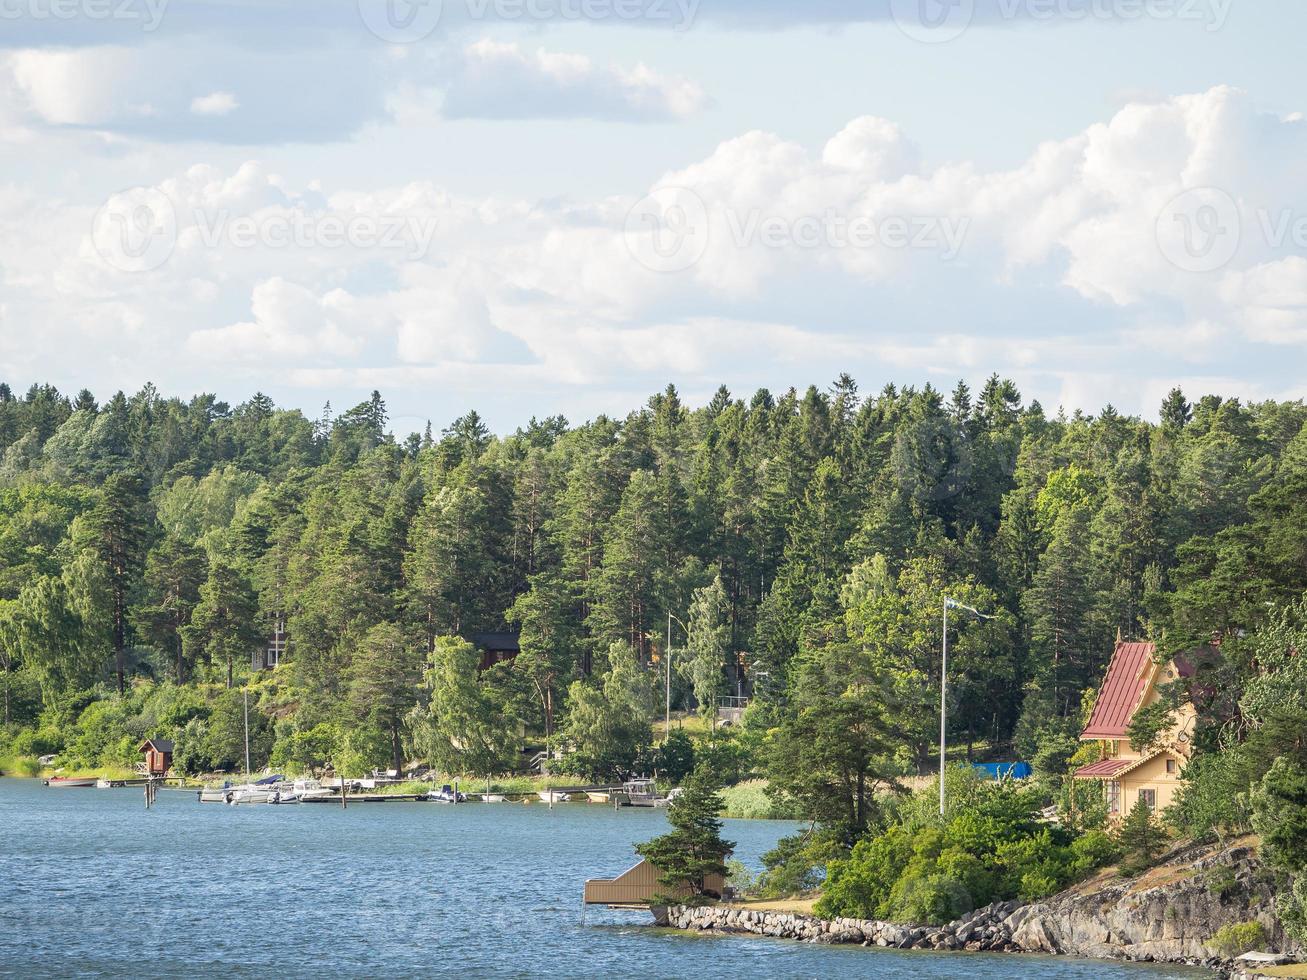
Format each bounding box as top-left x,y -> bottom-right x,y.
660,842 -> 1300,977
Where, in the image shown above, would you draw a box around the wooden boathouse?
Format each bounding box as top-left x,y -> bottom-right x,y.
139,738 -> 174,776
583,858 -> 725,908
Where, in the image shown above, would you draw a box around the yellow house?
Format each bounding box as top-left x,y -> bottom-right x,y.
1073,640 -> 1197,819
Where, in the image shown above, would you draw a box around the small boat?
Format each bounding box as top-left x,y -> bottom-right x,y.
621,778 -> 666,808
427,784 -> 467,804
44,777 -> 97,788
267,790 -> 301,805
225,773 -> 287,805
288,778 -> 334,801
199,784 -> 236,804
481,794 -> 506,803
586,791 -> 611,804
537,789 -> 570,803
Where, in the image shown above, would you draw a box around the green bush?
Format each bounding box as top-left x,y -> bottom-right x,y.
1069,829 -> 1119,871
758,831 -> 841,900
819,779 -> 1117,925
1206,866 -> 1238,899
10,726 -> 64,758
889,873 -> 973,925
269,722 -> 341,774
1208,920 -> 1267,957
0,754 -> 41,776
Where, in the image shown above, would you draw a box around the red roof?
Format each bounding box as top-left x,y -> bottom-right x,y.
1081,641 -> 1156,739
1072,758 -> 1134,778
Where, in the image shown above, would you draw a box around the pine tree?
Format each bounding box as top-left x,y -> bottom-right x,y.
348,622 -> 422,775
132,534 -> 207,682
75,472 -> 151,693
635,767 -> 734,904
1116,797 -> 1166,874
184,559 -> 262,689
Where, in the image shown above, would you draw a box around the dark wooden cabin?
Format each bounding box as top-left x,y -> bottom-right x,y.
473,632 -> 520,671
139,738 -> 174,776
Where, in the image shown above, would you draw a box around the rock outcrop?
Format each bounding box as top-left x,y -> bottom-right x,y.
662,840 -> 1300,974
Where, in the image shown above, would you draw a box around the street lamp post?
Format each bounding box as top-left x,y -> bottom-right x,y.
940,597 -> 993,816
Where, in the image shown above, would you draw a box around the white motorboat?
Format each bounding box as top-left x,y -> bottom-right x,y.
537,789 -> 570,803
289,778 -> 334,801
199,783 -> 237,803
427,784 -> 467,803
481,794 -> 506,803
221,774 -> 288,805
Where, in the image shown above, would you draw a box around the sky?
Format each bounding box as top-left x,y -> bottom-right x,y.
1,0 -> 1305,436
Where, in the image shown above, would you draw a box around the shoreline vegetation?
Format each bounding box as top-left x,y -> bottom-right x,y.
2,378 -> 1306,965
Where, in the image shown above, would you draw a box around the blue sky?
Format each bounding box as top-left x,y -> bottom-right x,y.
1,0 -> 1305,434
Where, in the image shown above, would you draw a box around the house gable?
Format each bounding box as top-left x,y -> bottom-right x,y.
1080,641 -> 1157,740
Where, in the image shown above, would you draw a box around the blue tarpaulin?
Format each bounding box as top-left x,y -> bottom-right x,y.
972,762 -> 1032,780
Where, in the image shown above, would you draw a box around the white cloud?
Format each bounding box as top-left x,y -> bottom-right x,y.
190,91 -> 239,117
5,85 -> 1307,424
440,39 -> 707,121
187,278 -> 363,361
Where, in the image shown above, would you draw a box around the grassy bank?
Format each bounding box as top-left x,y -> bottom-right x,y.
0,754 -> 42,777
719,780 -> 806,820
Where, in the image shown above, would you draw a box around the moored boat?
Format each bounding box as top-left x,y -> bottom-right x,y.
620,778 -> 666,807
427,784 -> 467,803
199,783 -> 237,803
585,791 -> 611,804
481,793 -> 506,803
44,777 -> 97,788
537,789 -> 570,803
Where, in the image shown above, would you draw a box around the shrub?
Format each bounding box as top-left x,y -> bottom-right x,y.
1069,830 -> 1120,874
10,726 -> 64,758
269,722 -> 340,774
761,831 -> 840,901
1206,866 -> 1238,900
889,873 -> 973,925
1208,920 -> 1267,958
820,780 -> 1113,924
0,754 -> 41,776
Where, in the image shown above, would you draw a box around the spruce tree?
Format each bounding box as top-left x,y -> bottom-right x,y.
636,767 -> 735,904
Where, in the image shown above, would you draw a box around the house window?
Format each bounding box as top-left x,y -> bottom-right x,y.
1139,788 -> 1157,811
267,616 -> 287,668
1106,780 -> 1120,814
1166,758 -> 1177,775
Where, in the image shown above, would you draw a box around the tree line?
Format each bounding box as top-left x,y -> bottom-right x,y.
0,377 -> 1304,836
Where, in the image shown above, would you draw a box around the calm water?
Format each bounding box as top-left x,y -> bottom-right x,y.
0,778 -> 1204,978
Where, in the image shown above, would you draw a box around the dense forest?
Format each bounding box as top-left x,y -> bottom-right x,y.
2,375 -> 1306,924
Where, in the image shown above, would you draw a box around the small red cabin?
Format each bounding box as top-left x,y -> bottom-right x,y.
139,738 -> 174,776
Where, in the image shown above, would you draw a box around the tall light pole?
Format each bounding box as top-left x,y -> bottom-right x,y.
940,597 -> 992,816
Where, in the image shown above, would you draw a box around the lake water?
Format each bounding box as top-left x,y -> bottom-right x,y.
0,778 -> 1205,978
